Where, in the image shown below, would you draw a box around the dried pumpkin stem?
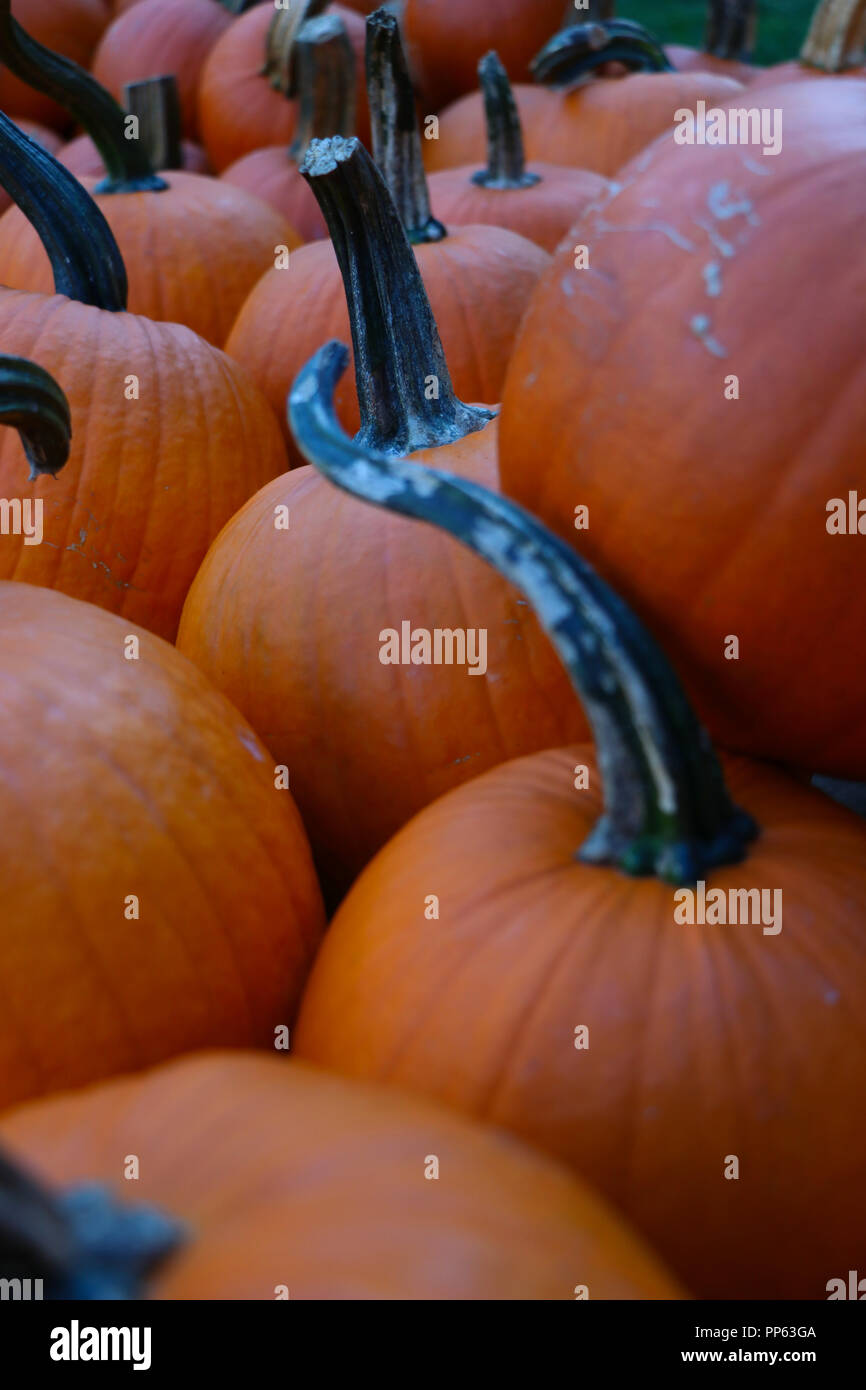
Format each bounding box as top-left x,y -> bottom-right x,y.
0,1148 -> 183,1299
799,0 -> 866,70
123,76 -> 183,172
472,52 -> 539,190
366,7 -> 445,245
300,137 -> 492,456
290,15 -> 357,163
264,0 -> 329,96
532,19 -> 674,88
0,0 -> 165,194
290,341 -> 758,884
0,112 -> 127,310
218,0 -> 262,11
0,356 -> 71,480
705,0 -> 756,60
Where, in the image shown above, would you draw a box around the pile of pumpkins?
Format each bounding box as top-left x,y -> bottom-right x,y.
0,0 -> 863,1302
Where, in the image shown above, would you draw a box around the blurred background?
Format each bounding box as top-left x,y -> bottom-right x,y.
632,0 -> 815,62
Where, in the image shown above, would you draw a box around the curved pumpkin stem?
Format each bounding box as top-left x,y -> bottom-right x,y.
0,356 -> 71,480
124,75 -> 183,173
0,0 -> 165,194
300,136 -> 492,456
218,0 -> 262,10
472,52 -> 539,190
799,0 -> 866,71
0,1148 -> 183,1300
0,113 -> 127,310
264,0 -> 329,96
366,7 -> 445,245
532,19 -> 674,89
705,0 -> 757,60
290,15 -> 357,163
290,340 -> 758,884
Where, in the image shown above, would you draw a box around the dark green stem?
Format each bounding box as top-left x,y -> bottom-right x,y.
290,341 -> 758,884
705,0 -> 756,59
300,138 -> 492,456
800,0 -> 866,70
124,76 -> 183,172
0,113 -> 127,310
289,15 -> 357,163
472,51 -> 539,191
218,0 -> 262,11
0,356 -> 71,480
0,0 -> 165,194
366,7 -> 445,245
532,19 -> 674,89
264,0 -> 329,96
0,1149 -> 184,1300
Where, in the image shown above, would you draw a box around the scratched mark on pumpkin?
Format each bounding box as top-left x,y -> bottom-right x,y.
707,181 -> 760,226
702,262 -> 723,298
690,314 -> 727,358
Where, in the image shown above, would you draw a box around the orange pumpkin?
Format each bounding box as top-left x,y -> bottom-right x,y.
221,12 -> 355,242
0,0 -> 107,129
225,14 -> 549,463
197,0 -> 369,173
0,571 -> 323,1113
180,134 -> 582,905
499,77 -> 866,777
428,49 -> 610,252
289,341 -> 866,1301
424,19 -> 743,176
0,1051 -> 684,1299
0,112 -> 287,639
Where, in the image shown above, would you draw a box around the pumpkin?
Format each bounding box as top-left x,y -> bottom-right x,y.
197,0 -> 369,173
288,340 -> 866,1301
424,18 -> 743,176
665,0 -> 758,84
59,74 -> 209,177
428,50 -> 610,252
402,0 -> 567,111
0,1051 -> 684,1299
225,14 -> 549,463
90,0 -> 251,140
0,13 -> 299,345
0,113 -> 287,639
0,0 -> 107,129
0,570 -> 323,1113
180,133 -> 582,905
499,76 -> 866,778
221,13 -> 355,242
748,0 -> 866,89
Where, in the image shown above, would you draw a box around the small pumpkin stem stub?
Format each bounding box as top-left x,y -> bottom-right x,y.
472,51 -> 540,190
799,0 -> 866,71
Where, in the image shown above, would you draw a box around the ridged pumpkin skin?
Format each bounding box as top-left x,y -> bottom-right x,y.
424,72 -> 743,175
0,589 -> 324,1113
0,0 -> 108,129
0,289 -> 286,639
295,747 -> 866,1299
0,1051 -> 684,1300
428,162 -> 609,253
58,131 -> 210,178
225,224 -> 549,461
499,78 -> 866,777
91,0 -> 234,140
197,2 -> 369,173
221,146 -> 328,242
177,432 -> 587,902
403,0 -> 565,111
0,172 -> 298,347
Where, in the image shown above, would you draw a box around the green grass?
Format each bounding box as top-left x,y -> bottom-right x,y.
625,1 -> 816,65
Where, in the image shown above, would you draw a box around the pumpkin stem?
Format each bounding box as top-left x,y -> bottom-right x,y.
705,0 -> 756,60
799,0 -> 866,71
532,19 -> 674,89
290,341 -> 758,884
0,0 -> 165,194
264,0 -> 329,96
0,1148 -> 184,1300
472,52 -> 539,190
0,356 -> 71,480
217,0 -> 262,11
300,137 -> 493,456
366,7 -> 445,245
123,76 -> 183,172
0,112 -> 127,310
289,15 -> 357,163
